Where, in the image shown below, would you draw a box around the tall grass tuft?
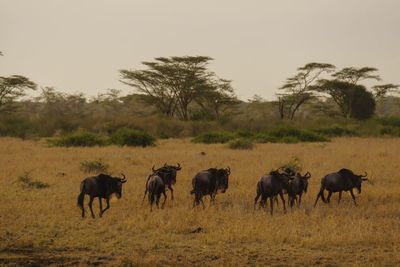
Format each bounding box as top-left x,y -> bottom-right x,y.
228,138 -> 254,150
80,160 -> 109,174
18,171 -> 49,189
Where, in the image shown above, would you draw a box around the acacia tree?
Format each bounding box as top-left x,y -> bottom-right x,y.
312,79 -> 375,119
195,78 -> 238,120
371,84 -> 400,99
277,62 -> 335,120
0,75 -> 36,112
120,56 -> 235,120
332,67 -> 381,84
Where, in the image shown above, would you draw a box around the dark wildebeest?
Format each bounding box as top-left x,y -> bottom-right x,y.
77,173 -> 126,218
253,170 -> 293,215
190,167 -> 230,208
146,173 -> 167,211
287,172 -> 311,208
314,168 -> 368,207
142,163 -> 182,204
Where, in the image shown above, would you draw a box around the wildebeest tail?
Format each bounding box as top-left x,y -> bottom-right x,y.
190,177 -> 198,194
142,174 -> 152,203
77,181 -> 85,210
319,179 -> 327,203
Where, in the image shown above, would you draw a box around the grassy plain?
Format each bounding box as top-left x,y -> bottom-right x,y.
0,137 -> 399,266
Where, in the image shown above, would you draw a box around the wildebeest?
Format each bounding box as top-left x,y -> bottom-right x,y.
142,163 -> 182,204
314,168 -> 368,207
77,173 -> 126,218
190,167 -> 230,208
287,172 -> 311,208
253,170 -> 293,215
146,173 -> 167,211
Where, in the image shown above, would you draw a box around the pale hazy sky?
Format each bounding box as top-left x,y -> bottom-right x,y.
1,0 -> 399,100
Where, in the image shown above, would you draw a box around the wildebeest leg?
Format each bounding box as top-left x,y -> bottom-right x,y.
338,191 -> 342,204
314,192 -> 321,207
98,198 -> 103,217
168,185 -> 174,200
141,188 -> 148,206
298,194 -> 302,207
254,192 -> 261,211
278,192 -> 286,213
156,195 -> 160,209
88,196 -> 95,219
260,195 -> 267,209
193,192 -> 202,208
101,198 -> 110,216
161,191 -> 167,209
275,197 -> 279,208
269,197 -> 274,216
326,191 -> 333,203
349,189 -> 357,206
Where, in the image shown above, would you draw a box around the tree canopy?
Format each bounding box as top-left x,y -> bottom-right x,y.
313,79 -> 375,119
0,75 -> 37,111
277,62 -> 335,120
120,56 -> 236,120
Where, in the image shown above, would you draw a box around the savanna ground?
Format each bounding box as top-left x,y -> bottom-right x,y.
0,137 -> 399,266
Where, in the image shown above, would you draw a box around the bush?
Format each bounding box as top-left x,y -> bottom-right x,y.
49,131 -> 106,147
380,126 -> 400,136
18,171 -> 49,189
267,127 -> 328,143
278,157 -> 302,174
80,160 -> 109,174
378,117 -> 400,128
228,138 -> 254,150
313,125 -> 359,137
109,128 -> 155,147
192,131 -> 237,144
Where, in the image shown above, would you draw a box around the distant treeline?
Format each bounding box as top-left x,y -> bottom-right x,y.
1,54 -> 400,142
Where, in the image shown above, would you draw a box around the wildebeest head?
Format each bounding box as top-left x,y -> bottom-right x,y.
270,169 -> 294,186
352,171 -> 368,194
113,173 -> 127,198
216,167 -> 230,193
152,163 -> 182,185
338,168 -> 368,193
296,171 -> 311,193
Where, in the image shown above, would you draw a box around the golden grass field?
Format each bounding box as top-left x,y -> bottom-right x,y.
0,137 -> 400,266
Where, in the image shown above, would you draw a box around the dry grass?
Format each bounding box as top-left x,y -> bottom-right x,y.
0,137 -> 399,266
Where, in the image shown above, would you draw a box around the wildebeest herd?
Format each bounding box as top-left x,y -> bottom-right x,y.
77,163 -> 368,218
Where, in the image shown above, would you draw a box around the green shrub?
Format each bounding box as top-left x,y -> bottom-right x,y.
380,126 -> 400,136
278,157 -> 302,174
109,128 -> 155,147
49,131 -> 106,147
192,131 -> 236,144
268,127 -> 328,142
18,171 -> 49,189
253,133 -> 278,143
228,138 -> 254,150
80,160 -> 109,174
378,117 -> 400,128
313,125 -> 359,137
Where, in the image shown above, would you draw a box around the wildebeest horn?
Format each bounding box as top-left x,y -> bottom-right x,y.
304,172 -> 311,178
152,165 -> 156,172
227,166 -> 231,174
360,171 -> 368,177
119,173 -> 127,183
164,162 -> 167,167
